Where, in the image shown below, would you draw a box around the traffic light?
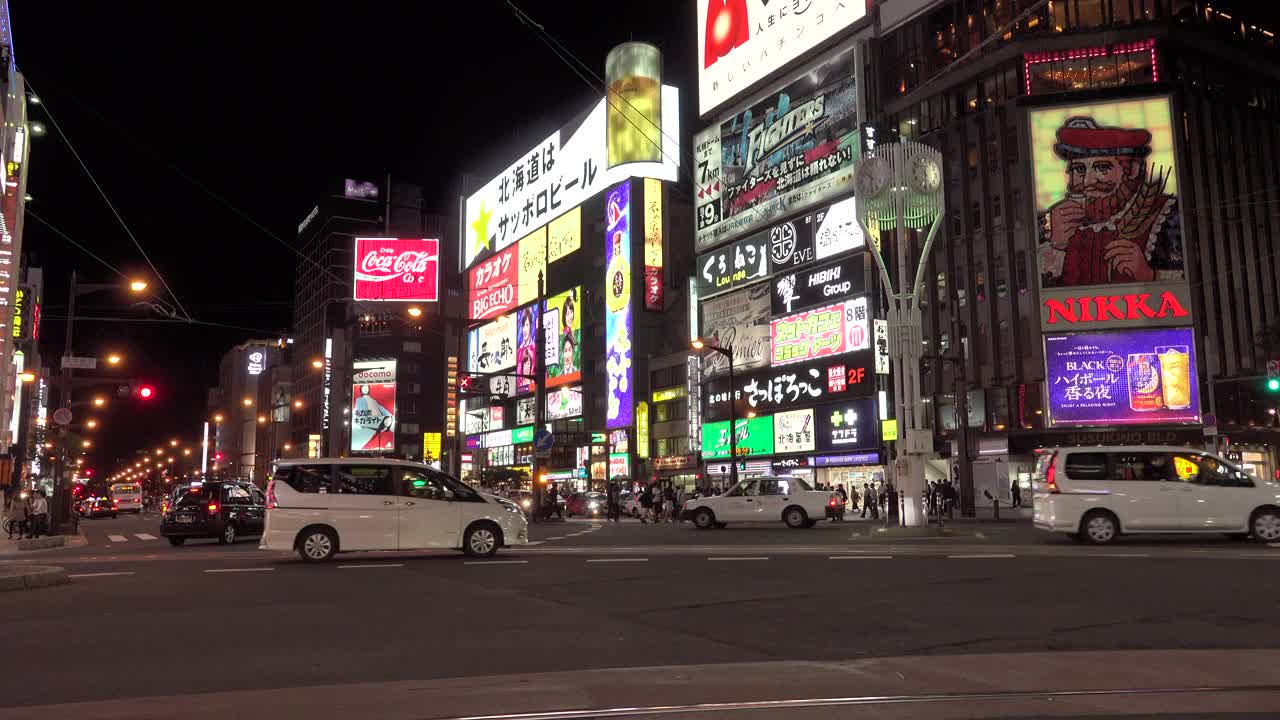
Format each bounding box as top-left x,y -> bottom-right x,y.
214,451 -> 224,462
138,385 -> 155,399
1267,378 -> 1280,393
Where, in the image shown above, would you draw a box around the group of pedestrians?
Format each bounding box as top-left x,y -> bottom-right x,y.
4,488 -> 50,540
925,479 -> 958,520
636,483 -> 682,523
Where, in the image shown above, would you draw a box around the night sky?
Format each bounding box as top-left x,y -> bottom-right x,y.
13,0 -> 694,471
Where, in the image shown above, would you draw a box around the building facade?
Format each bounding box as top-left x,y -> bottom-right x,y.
867,0 -> 1280,505
458,43 -> 692,493
0,3 -> 32,460
210,340 -> 281,480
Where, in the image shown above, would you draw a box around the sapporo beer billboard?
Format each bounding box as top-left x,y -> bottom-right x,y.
694,47 -> 859,252
1029,96 -> 1193,330
1044,328 -> 1200,427
351,360 -> 396,453
353,238 -> 440,302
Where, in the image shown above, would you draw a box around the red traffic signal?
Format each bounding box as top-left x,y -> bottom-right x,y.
137,385 -> 155,399
214,452 -> 224,462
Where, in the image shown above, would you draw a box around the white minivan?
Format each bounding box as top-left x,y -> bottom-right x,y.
261,459 -> 528,561
1032,446 -> 1280,544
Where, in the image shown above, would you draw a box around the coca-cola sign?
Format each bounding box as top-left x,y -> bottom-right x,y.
353,238 -> 440,302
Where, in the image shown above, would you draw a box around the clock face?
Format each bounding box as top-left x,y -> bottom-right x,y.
855,157 -> 891,200
911,157 -> 941,194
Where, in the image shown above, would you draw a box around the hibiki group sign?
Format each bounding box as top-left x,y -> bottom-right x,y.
464,88 -> 681,271
694,48 -> 859,251
351,360 -> 396,453
353,238 -> 440,302
770,297 -> 869,366
697,0 -> 867,115
1044,328 -> 1200,427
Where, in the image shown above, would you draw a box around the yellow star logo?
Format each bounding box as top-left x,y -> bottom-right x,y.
471,201 -> 493,257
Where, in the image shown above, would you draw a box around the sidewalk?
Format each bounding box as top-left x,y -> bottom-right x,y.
0,530 -> 87,557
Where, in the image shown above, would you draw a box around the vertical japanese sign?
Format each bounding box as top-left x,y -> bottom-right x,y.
351,360 -> 396,453
353,238 -> 440,302
605,182 -> 635,429
446,355 -> 459,437
873,319 -> 889,374
643,178 -> 664,310
545,287 -> 582,388
636,400 -> 650,458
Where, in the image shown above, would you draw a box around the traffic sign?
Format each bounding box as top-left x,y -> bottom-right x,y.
52,408 -> 72,426
1268,360 -> 1280,379
533,429 -> 555,453
61,355 -> 97,370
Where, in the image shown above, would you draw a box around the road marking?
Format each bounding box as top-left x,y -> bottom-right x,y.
586,558 -> 649,563
1269,543 -> 1280,548
135,533 -> 158,541
708,557 -> 769,561
829,555 -> 893,560
1094,553 -> 1151,558
464,560 -> 528,565
107,535 -> 128,543
948,554 -> 1016,559
67,571 -> 136,579
547,536 -> 568,541
337,563 -> 405,569
204,567 -> 275,574
524,541 -> 544,546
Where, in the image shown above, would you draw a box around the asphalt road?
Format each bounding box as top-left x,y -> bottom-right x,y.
4,512 -> 1280,717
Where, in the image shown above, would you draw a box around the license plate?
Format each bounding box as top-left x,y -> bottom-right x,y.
177,516 -> 193,524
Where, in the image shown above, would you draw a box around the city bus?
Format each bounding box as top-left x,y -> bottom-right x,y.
109,482 -> 144,513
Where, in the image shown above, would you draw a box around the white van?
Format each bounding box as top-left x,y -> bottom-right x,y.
261,459 -> 528,561
1032,446 -> 1280,544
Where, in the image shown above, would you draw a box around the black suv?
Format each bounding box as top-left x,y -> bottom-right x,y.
160,481 -> 266,546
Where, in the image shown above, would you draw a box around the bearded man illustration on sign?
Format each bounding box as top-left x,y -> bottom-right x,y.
1038,117 -> 1182,287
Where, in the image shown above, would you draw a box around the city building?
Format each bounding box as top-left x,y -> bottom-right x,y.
691,5 -> 885,495
288,177 -> 454,464
209,339 -> 281,480
866,0 -> 1280,502
458,42 -> 692,493
0,3 -> 32,461
645,351 -> 701,489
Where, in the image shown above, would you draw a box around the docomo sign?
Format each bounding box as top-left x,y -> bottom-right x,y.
353,238 -> 440,302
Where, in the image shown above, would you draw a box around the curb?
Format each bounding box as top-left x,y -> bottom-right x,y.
17,535 -> 65,551
0,565 -> 70,592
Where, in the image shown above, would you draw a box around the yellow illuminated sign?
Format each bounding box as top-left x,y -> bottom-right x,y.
517,227 -> 548,306
423,432 -> 443,462
548,205 -> 581,263
636,401 -> 650,459
881,419 -> 898,442
651,386 -> 687,403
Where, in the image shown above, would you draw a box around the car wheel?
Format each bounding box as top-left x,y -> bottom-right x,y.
298,527 -> 338,562
219,523 -> 237,545
1250,507 -> 1280,543
463,522 -> 501,558
1079,510 -> 1119,545
783,506 -> 808,529
693,508 -> 716,529
168,537 -> 185,547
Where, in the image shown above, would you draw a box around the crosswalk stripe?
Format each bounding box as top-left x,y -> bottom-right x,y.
829,555 -> 893,560
68,572 -> 136,579
948,554 -> 1016,559
107,534 -> 128,543
135,533 -> 158,540
586,558 -> 648,563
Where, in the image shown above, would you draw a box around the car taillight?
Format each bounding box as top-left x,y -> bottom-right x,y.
1046,462 -> 1060,494
207,503 -> 219,513
266,480 -> 277,509
828,496 -> 838,507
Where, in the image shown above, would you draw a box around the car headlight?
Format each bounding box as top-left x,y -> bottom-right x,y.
588,501 -> 599,511
500,501 -> 522,515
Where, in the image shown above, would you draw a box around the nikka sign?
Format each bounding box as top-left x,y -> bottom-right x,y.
1039,282 -> 1193,330
353,238 -> 440,302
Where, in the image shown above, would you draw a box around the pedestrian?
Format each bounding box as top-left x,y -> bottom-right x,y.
1010,478 -> 1022,508
663,486 -> 676,522
6,490 -> 29,540
30,491 -> 49,538
639,484 -> 653,524
861,483 -> 872,519
834,484 -> 848,522
868,483 -> 879,520
607,481 -> 620,522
